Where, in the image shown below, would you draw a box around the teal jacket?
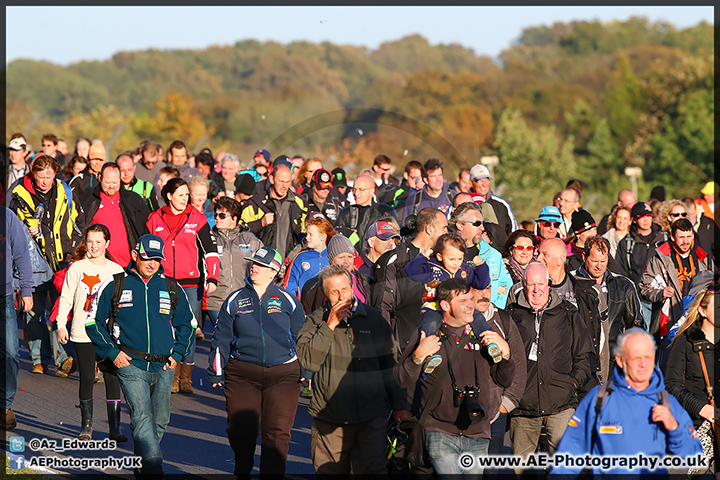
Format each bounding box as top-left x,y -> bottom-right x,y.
477,239 -> 512,309
85,264 -> 194,371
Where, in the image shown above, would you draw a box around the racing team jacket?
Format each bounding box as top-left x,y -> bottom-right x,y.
146,205 -> 220,288
208,280 -> 305,384
85,264 -> 195,372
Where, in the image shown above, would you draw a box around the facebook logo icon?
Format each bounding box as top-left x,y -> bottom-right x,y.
9,436 -> 25,452
12,455 -> 25,470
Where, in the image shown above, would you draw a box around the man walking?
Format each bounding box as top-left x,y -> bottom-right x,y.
86,234 -> 194,477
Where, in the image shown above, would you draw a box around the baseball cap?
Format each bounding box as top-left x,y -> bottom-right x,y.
331,167 -> 347,188
134,234 -> 166,260
248,247 -> 283,272
234,173 -> 256,196
366,220 -> 400,241
88,143 -> 106,161
700,181 -> 718,196
312,168 -> 334,190
469,164 -> 492,181
536,206 -> 562,223
571,209 -> 596,235
8,138 -> 26,151
631,202 -> 653,219
254,149 -> 271,162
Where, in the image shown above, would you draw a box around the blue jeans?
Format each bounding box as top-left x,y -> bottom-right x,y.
26,286 -> 68,367
116,363 -> 174,476
426,431 -> 489,476
180,285 -> 201,364
640,300 -> 652,330
1,293 -> 20,408
206,309 -> 220,330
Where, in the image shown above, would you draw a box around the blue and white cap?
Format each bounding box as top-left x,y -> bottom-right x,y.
134,234 -> 166,260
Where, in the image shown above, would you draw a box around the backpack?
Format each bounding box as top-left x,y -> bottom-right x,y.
590,377 -> 669,450
106,272 -> 179,343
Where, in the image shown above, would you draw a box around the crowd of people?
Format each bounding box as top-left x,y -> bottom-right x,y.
1,131 -> 718,478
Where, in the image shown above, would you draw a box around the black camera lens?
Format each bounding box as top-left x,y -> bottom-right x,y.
462,386 -> 485,423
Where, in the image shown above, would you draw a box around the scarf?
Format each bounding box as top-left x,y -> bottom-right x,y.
671,239 -> 700,297
506,255 -> 526,283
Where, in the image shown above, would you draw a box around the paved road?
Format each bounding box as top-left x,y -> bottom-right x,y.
3,327 -> 316,477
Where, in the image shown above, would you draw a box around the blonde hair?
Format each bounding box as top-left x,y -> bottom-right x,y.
672,285 -> 715,344
657,199 -> 687,232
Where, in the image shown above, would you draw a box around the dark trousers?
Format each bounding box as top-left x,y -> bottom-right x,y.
224,358 -> 301,476
488,412 -> 507,455
73,341 -> 121,401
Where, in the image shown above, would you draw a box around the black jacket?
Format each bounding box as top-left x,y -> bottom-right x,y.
572,265 -> 646,381
79,185 -> 150,251
369,238 -> 424,348
695,214 -> 718,265
301,188 -> 347,226
334,201 -> 397,250
615,223 -> 668,285
664,323 -> 717,427
69,169 -> 99,197
507,290 -> 594,417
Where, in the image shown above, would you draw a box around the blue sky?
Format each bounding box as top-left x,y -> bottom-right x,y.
5,6 -> 713,66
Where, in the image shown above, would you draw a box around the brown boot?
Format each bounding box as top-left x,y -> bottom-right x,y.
178,363 -> 194,394
171,365 -> 180,393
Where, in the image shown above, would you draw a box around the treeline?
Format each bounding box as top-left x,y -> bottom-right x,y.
5,16 -> 714,221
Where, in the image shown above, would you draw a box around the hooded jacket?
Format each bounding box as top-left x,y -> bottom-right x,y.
507,289 -> 594,417
615,223 -> 668,286
206,225 -> 263,311
550,364 -> 702,479
297,298 -> 406,424
85,264 -> 195,371
207,280 -> 305,383
639,239 -> 713,334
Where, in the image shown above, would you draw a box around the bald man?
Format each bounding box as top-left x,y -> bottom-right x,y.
597,189 -> 637,235
240,161 -> 307,258
335,174 -> 397,249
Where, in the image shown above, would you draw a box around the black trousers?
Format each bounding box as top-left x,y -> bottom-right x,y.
73,341 -> 121,401
224,358 -> 301,476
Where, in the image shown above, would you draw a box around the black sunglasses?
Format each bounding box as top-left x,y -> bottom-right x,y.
459,220 -> 484,227
214,212 -> 229,219
669,212 -> 687,218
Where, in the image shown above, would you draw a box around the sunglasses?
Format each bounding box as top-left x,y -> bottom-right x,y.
669,212 -> 688,218
214,212 -> 229,219
459,220 -> 484,227
513,245 -> 535,252
540,221 -> 561,228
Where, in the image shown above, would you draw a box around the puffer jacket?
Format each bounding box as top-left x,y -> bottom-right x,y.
297,299 -> 406,424
507,289 -> 594,417
206,225 -> 263,311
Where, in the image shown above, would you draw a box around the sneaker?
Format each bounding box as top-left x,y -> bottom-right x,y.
195,328 -> 205,341
56,357 -> 77,378
1,408 -> 17,429
31,363 -> 46,374
487,343 -> 502,364
423,354 -> 443,374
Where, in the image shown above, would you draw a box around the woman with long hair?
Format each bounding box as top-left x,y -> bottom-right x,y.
658,199 -> 689,232
61,155 -> 89,183
56,224 -> 127,441
602,205 -> 632,259
146,177 -> 219,394
665,281 -> 718,431
294,158 -> 322,196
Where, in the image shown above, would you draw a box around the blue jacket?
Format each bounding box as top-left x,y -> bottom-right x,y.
85,264 -> 195,371
3,206 -> 32,297
550,364 -> 702,479
208,280 -> 305,383
283,248 -> 328,297
476,239 -> 512,308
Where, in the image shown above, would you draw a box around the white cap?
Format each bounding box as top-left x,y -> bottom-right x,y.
470,164 -> 492,181
8,138 -> 26,151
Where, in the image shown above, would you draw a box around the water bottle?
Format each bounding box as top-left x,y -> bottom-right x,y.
33,203 -> 45,243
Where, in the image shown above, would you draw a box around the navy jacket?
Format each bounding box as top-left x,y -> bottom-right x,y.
208,280 -> 305,383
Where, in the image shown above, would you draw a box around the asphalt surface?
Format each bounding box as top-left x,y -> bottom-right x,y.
3,322 -> 316,477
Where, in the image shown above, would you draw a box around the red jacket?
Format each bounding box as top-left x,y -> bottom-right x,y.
146,206 -> 219,288
49,265 -> 70,323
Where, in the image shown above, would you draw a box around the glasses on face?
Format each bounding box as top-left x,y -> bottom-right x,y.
669,212 -> 688,218
540,221 -> 561,228
214,212 -> 228,219
513,245 -> 535,252
459,220 -> 484,227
